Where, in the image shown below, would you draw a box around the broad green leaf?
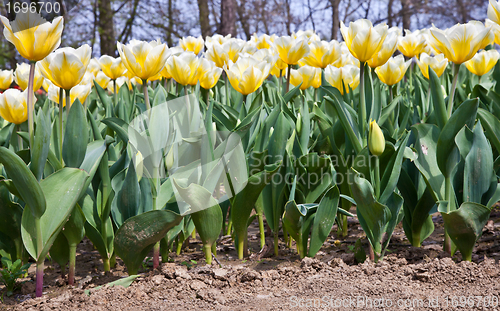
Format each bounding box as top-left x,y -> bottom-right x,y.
63,204 -> 86,246
379,133 -> 410,204
30,111 -> 51,180
63,99 -> 89,168
114,210 -> 182,275
0,147 -> 46,218
477,108 -> 500,155
111,164 -> 141,228
308,186 -> 340,257
21,168 -> 88,261
429,67 -> 447,129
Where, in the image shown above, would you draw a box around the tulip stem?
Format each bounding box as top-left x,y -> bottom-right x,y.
59,88 -> 64,165
225,74 -> 230,106
286,64 -> 291,93
113,79 -> 117,107
374,156 -> 380,200
35,217 -> 44,297
68,244 -> 76,286
142,80 -> 151,111
359,62 -> 367,145
17,125 -> 22,151
447,63 -> 460,118
65,89 -> 71,119
27,62 -> 35,153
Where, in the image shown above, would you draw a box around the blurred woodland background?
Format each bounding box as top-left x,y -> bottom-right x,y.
0,0 -> 489,67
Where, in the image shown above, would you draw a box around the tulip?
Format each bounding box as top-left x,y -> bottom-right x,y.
14,63 -> 43,91
0,70 -> 13,90
428,22 -> 491,65
117,39 -> 170,81
0,12 -> 63,62
198,59 -> 223,90
107,76 -> 132,93
205,34 -> 232,48
166,52 -> 202,86
324,64 -> 360,95
99,56 -> 126,80
0,89 -> 32,124
416,53 -> 448,79
180,36 -> 204,54
300,40 -> 341,69
374,55 -> 411,86
273,36 -> 310,65
290,66 -> 321,90
87,58 -> 101,77
367,33 -> 398,68
429,22 -> 491,117
38,45 -> 91,91
465,49 -> 500,77
293,30 -> 321,42
486,19 -> 500,45
48,83 -> 91,107
488,0 -> 500,25
205,40 -> 244,68
397,30 -> 426,58
225,56 -> 271,95
470,21 -> 495,50
340,19 -> 388,63
369,120 -> 385,156
250,34 -> 274,49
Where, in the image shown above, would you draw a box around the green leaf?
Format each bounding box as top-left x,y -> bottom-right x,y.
0,147 -> 46,218
350,169 -> 391,254
191,204 -> 223,251
440,202 -> 490,261
101,118 -> 129,143
85,275 -> 140,296
477,108 -> 500,155
111,164 -> 141,228
30,111 -> 51,180
21,168 -> 88,261
63,99 -> 89,168
308,186 -> 340,257
429,67 -> 447,129
62,204 -> 86,246
437,98 -> 478,178
379,133 -> 410,204
114,210 -> 182,275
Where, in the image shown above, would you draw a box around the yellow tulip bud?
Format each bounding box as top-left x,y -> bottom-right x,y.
369,120 -> 385,156
0,13 -> 63,62
0,89 -> 33,124
464,49 -> 500,77
198,59 -> 223,90
14,63 -> 43,91
165,145 -> 175,171
0,70 -> 13,90
340,19 -> 388,63
374,55 -> 411,86
416,53 -> 448,79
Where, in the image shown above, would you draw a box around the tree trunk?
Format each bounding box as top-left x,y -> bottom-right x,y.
220,0 -> 237,36
455,0 -> 468,23
236,1 -> 251,40
285,0 -> 292,35
167,0 -> 174,46
198,0 -> 211,38
330,0 -> 340,40
98,0 -> 116,56
400,0 -> 411,30
387,0 -> 394,27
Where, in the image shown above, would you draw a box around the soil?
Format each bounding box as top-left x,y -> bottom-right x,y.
2,206 -> 500,311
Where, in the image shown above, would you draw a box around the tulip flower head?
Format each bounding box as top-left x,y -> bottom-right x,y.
488,0 -> 500,25
94,71 -> 111,89
108,76 -> 132,93
206,40 -> 245,68
369,120 -> 385,156
166,52 -> 203,86
0,12 -> 63,61
14,63 -> 43,91
290,66 -> 321,90
416,53 -> 448,79
38,45 -> 92,90
87,58 -> 101,77
205,34 -> 232,48
367,32 -> 398,68
465,49 -> 500,77
375,55 -> 411,86
224,56 -> 271,95
0,70 -> 14,90
273,36 -> 310,65
99,56 -> 127,80
0,88 -> 33,124
300,40 -> 342,68
180,36 -> 204,54
48,83 -> 91,107
428,22 -> 491,64
397,29 -> 426,58
250,34 -> 274,49
486,19 -> 500,45
340,19 -> 388,63
324,64 -> 360,94
117,39 -> 170,80
198,59 -> 223,89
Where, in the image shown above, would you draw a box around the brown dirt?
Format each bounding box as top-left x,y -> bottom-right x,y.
2,206 -> 500,311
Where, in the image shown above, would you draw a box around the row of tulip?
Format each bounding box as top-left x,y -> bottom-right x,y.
0,1 -> 500,298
